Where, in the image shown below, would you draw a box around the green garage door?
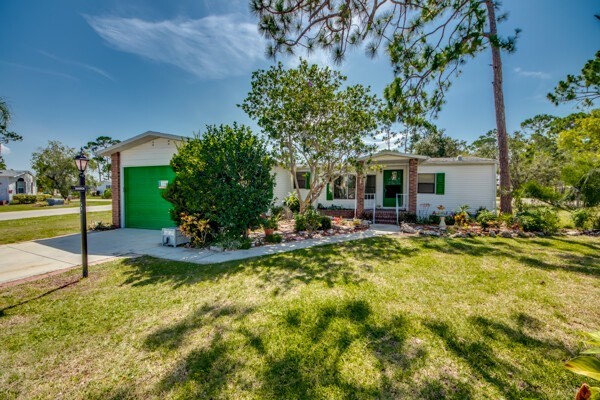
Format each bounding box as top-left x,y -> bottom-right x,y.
124,166 -> 176,230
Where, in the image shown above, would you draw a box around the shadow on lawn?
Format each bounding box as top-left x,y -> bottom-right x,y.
120,236 -> 418,292
417,237 -> 600,277
151,298 -> 429,399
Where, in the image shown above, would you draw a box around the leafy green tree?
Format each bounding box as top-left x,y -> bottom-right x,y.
558,109 -> 600,206
470,129 -> 498,159
165,124 -> 275,240
549,50 -> 600,108
31,141 -> 78,200
83,136 -> 120,181
0,98 -> 23,170
251,0 -> 520,213
240,60 -> 382,212
411,127 -> 467,158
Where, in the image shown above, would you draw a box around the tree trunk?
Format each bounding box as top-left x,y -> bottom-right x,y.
485,0 -> 512,214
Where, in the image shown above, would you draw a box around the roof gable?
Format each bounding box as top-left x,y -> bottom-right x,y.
98,131 -> 190,156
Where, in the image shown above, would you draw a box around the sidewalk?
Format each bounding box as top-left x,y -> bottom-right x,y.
0,225 -> 399,284
0,205 -> 111,221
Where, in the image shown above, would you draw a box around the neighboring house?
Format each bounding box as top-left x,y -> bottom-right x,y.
94,180 -> 112,196
0,170 -> 37,203
100,132 -> 497,230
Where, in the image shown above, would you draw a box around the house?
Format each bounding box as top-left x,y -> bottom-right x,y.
100,132 -> 497,229
0,170 -> 37,204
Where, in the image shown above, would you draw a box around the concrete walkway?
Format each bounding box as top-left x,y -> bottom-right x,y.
0,205 -> 111,221
0,225 -> 399,284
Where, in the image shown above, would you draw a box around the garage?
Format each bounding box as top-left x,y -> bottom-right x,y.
124,166 -> 176,229
99,131 -> 187,229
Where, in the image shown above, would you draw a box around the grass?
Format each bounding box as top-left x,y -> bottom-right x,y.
0,211 -> 113,244
0,198 -> 111,213
1,235 -> 598,399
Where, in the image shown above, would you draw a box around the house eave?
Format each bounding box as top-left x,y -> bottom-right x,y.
98,131 -> 190,156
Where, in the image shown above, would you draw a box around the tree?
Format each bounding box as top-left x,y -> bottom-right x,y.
0,98 -> 23,170
411,127 -> 467,158
31,141 -> 78,200
164,124 -> 275,240
470,129 -> 498,159
548,50 -> 600,108
251,0 -> 520,214
83,136 -> 120,181
240,60 -> 382,212
557,109 -> 600,206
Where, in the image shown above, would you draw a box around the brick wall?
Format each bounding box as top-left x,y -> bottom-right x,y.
319,209 -> 355,219
409,158 -> 418,213
355,172 -> 365,218
111,152 -> 121,228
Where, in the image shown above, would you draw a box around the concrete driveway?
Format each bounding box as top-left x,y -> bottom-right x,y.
0,226 -> 397,284
0,205 -> 112,221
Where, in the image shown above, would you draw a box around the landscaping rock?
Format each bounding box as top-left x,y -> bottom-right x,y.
399,223 -> 417,234
489,231 -> 496,238
209,245 -> 224,252
499,231 -> 513,238
450,233 -> 467,238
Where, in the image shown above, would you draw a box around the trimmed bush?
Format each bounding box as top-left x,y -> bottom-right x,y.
515,207 -> 560,235
264,233 -> 283,243
102,189 -> 112,199
477,210 -> 498,229
571,209 -> 591,230
10,194 -> 50,204
398,212 -> 417,223
320,216 -> 332,230
295,208 -> 322,233
283,192 -> 300,213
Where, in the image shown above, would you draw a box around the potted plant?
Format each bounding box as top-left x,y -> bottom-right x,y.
260,214 -> 279,236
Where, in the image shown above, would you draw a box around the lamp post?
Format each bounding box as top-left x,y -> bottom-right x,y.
74,151 -> 89,278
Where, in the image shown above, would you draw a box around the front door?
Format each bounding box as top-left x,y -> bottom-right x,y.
383,170 -> 403,207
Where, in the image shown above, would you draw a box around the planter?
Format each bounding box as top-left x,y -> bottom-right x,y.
264,228 -> 275,236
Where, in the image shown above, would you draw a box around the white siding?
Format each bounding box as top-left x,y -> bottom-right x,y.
120,138 -> 182,168
273,166 -> 292,205
417,164 -> 496,215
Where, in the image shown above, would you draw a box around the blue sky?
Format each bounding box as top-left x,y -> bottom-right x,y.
0,0 -> 598,170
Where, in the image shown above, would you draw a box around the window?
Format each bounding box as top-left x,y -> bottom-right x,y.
293,172 -> 310,189
418,173 -> 435,194
334,175 -> 356,199
16,178 -> 25,194
418,173 -> 445,194
365,175 -> 376,194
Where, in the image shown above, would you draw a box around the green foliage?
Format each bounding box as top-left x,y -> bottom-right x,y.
283,192 -> 300,213
0,98 -> 23,169
10,194 -> 50,205
477,210 -> 498,229
411,126 -> 467,157
264,233 -> 283,243
565,330 -> 600,400
521,181 -> 563,207
165,124 -> 275,240
549,50 -> 599,108
515,207 -> 560,234
83,136 -> 120,182
320,216 -> 332,230
454,205 -> 471,227
31,141 -> 78,200
294,208 -> 322,233
260,214 -> 279,230
178,213 -> 214,247
101,188 -> 112,199
241,59 -> 382,211
571,209 -> 592,230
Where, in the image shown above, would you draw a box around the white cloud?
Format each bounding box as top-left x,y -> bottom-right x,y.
0,144 -> 10,155
514,67 -> 550,80
84,14 -> 267,79
0,60 -> 78,81
38,50 -> 114,81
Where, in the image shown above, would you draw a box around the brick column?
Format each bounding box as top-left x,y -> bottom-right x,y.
355,172 -> 365,218
111,152 -> 121,228
408,158 -> 418,213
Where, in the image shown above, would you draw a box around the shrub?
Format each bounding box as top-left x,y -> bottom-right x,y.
477,210 -> 498,229
270,205 -> 284,219
515,207 -> 560,234
102,189 -> 112,199
88,221 -> 115,231
431,214 -> 455,225
320,216 -> 332,230
164,123 -> 275,240
179,213 -> 214,247
295,208 -> 322,233
264,233 -> 283,243
571,209 -> 591,230
283,192 -> 300,213
11,194 -> 37,204
399,212 -> 417,223
260,214 -> 279,230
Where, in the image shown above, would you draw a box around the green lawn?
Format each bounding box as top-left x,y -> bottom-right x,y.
0,211 -> 113,244
1,235 -> 598,399
0,198 -> 111,213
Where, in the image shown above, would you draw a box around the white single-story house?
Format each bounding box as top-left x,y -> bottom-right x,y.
0,170 -> 37,203
100,131 -> 497,229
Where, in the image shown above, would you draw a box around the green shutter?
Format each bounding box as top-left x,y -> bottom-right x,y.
305,172 -> 311,189
326,183 -> 333,200
435,173 -> 445,195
